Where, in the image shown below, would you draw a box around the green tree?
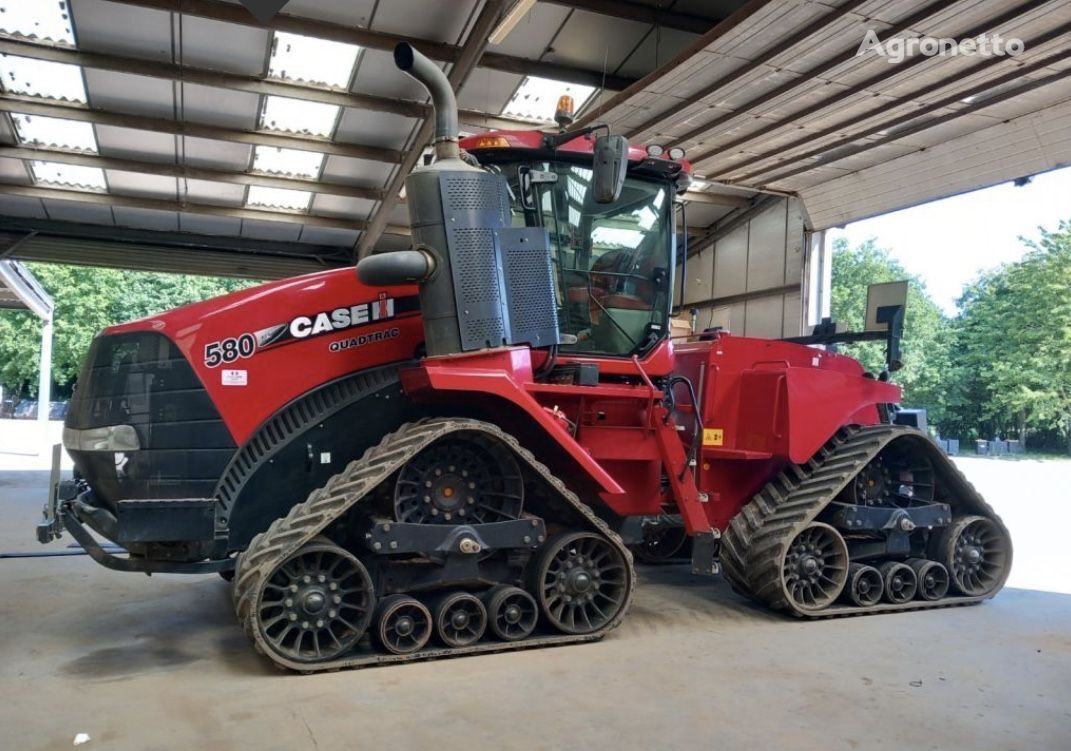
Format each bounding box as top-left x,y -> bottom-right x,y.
0,264 -> 255,398
830,237 -> 952,426
950,221 -> 1071,452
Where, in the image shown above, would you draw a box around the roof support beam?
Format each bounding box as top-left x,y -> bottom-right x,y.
0,145 -> 385,202
0,37 -> 547,134
106,0 -> 636,90
0,96 -> 401,163
542,0 -> 722,34
355,1 -> 504,259
0,183 -> 410,236
681,190 -> 750,209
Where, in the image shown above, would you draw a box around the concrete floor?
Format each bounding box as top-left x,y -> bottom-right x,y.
2,461 -> 1070,751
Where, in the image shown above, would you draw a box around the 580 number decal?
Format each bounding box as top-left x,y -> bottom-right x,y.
204,334 -> 256,368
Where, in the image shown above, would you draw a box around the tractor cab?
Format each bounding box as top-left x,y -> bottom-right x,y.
461,131 -> 689,358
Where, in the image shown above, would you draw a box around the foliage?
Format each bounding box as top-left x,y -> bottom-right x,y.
948,221 -> 1071,451
0,264 -> 254,397
830,237 -> 952,425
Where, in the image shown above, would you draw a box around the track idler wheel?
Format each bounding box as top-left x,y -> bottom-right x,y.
375,595 -> 432,655
843,563 -> 884,607
880,561 -> 918,603
532,532 -> 630,635
254,539 -> 375,664
908,558 -> 950,601
432,592 -> 487,647
483,585 -> 538,641
780,522 -> 849,611
936,515 -> 1011,597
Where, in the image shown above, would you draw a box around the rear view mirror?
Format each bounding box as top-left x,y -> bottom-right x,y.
592,134 -> 628,204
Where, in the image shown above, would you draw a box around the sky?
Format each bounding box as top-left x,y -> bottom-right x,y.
826,165 -> 1071,316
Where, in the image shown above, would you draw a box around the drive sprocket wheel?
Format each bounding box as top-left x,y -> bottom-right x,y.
393,433 -> 524,525
780,522 -> 849,611
482,585 -> 538,641
375,595 -> 432,655
936,515 -> 1011,597
254,539 -> 375,664
533,532 -> 630,635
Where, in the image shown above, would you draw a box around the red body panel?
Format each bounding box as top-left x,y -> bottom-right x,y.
104,268 -> 423,444
106,268 -> 900,535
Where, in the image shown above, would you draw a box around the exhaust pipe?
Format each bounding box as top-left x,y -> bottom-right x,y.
394,42 -> 459,160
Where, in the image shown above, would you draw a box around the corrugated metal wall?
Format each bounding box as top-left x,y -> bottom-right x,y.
678,196 -> 806,338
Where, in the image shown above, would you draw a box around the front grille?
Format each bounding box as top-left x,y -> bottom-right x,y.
67,332 -> 236,511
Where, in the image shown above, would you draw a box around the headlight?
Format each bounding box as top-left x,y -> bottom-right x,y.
62,425 -> 141,452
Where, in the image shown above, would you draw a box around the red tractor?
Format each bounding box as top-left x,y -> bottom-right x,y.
39,44 -> 1010,672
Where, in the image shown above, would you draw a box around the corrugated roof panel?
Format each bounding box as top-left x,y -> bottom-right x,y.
241,217 -> 302,242
615,27 -> 699,81
260,95 -> 340,137
0,157 -> 30,183
96,126 -> 175,161
334,109 -> 417,150
180,15 -> 271,76
311,193 -> 373,220
178,212 -> 241,237
320,155 -> 393,189
182,137 -> 252,170
269,31 -> 360,88
538,10 -> 650,75
0,194 -> 46,218
31,161 -> 106,190
0,0 -> 75,44
276,0 -> 376,27
105,169 -> 177,199
246,185 -> 312,211
0,55 -> 87,101
11,114 -> 98,152
41,197 -> 114,224
298,225 -> 360,246
502,76 -> 596,121
179,83 -> 260,130
458,69 -> 524,120
83,69 -> 175,120
252,146 -> 324,178
180,179 -> 245,207
72,0 -> 172,62
371,0 -> 478,44
112,206 -> 179,232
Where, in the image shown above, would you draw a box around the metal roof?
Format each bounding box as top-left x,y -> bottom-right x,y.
0,0 -> 750,277
0,0 -> 1067,277
0,256 -> 53,318
581,0 -> 1071,233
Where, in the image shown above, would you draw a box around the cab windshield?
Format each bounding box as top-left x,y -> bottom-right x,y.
487,160 -> 674,356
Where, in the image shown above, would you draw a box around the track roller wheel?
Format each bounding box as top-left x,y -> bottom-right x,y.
907,558 -> 950,601
375,595 -> 432,655
880,561 -> 917,603
780,522 -> 849,611
936,515 -> 1011,597
843,563 -> 884,607
432,592 -> 487,647
254,539 -> 375,664
532,532 -> 629,635
482,585 -> 538,641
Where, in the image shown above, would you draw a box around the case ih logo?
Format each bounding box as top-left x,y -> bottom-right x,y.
203,294 -> 419,368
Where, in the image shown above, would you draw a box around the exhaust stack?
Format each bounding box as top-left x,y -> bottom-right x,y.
393,43 -> 459,162
357,42 -> 560,358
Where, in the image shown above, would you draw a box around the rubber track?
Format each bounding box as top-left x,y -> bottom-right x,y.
232,417 -> 636,673
721,424 -> 1012,618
